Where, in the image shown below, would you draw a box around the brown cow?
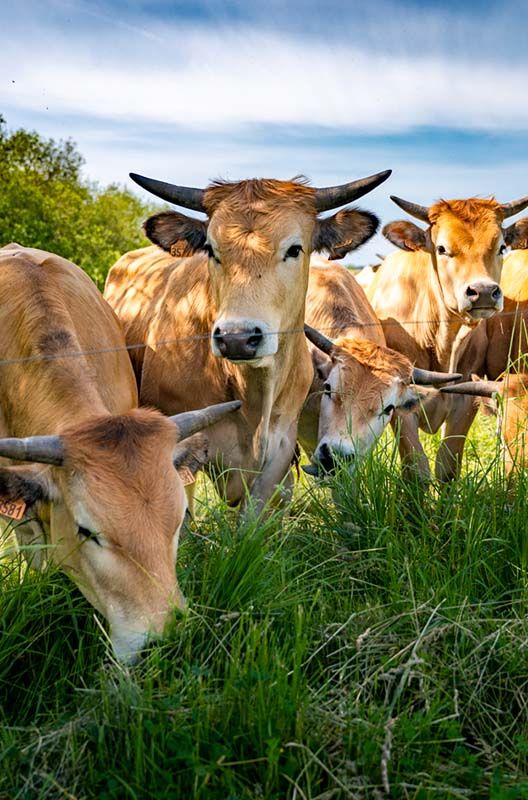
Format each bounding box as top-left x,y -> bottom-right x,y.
0,244 -> 240,662
366,195 -> 528,480
297,260 -> 458,474
440,238 -> 528,470
105,171 -> 390,511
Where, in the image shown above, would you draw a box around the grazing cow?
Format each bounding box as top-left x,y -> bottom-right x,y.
105,171 -> 391,511
366,195 -> 528,480
297,260 -> 459,475
0,244 -> 240,662
440,236 -> 528,470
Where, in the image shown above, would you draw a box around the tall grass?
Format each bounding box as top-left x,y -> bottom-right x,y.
1,416 -> 528,799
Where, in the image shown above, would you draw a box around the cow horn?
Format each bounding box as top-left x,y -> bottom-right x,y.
130,173 -> 205,212
500,197 -> 528,219
304,324 -> 336,356
314,170 -> 392,212
390,195 -> 430,222
169,400 -> 242,441
0,435 -> 65,465
440,380 -> 501,398
412,368 -> 462,386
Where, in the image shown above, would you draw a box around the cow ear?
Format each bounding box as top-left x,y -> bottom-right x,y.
504,217 -> 528,250
173,432 -> 209,479
383,220 -> 428,251
313,209 -> 379,260
144,211 -> 208,257
0,465 -> 55,518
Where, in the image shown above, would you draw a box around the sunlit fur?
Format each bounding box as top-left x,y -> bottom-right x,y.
299,261 -> 419,468
0,244 -> 192,662
106,179 -> 378,508
368,197 -> 511,481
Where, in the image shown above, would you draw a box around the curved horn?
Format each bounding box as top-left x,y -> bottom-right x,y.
440,380 -> 501,398
501,196 -> 528,220
412,368 -> 462,386
169,400 -> 242,441
0,435 -> 64,465
314,170 -> 392,212
130,173 -> 205,212
390,195 -> 430,223
304,324 -> 336,356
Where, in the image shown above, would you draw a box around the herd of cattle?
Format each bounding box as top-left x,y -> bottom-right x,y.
2,166 -> 528,661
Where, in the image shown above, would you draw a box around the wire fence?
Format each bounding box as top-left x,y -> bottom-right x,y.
0,308 -> 527,369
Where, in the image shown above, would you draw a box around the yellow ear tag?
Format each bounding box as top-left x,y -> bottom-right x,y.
0,497 -> 27,520
177,466 -> 196,487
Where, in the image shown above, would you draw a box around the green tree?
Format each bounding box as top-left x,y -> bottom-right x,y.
0,115 -> 155,288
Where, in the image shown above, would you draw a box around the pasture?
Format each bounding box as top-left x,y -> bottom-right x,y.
2,414 -> 527,799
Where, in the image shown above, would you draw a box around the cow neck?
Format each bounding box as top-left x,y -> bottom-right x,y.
224,312 -> 308,468
425,255 -> 471,371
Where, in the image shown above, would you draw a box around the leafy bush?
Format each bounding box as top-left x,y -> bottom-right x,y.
0,115 -> 155,288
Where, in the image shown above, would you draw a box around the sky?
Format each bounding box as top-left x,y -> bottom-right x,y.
2,0 -> 528,264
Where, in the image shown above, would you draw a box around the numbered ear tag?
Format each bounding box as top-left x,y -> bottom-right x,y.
177,466 -> 196,486
0,497 -> 26,520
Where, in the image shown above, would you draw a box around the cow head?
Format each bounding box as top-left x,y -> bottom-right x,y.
0,401 -> 240,662
303,325 -> 459,475
134,171 -> 390,365
383,195 -> 528,322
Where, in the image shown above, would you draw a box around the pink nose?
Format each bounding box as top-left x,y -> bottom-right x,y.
465,282 -> 502,308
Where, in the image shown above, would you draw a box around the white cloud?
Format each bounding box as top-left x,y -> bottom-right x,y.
2,22 -> 528,133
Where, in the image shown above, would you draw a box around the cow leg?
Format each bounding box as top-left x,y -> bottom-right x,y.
435,395 -> 478,481
391,411 -> 431,481
242,432 -> 297,519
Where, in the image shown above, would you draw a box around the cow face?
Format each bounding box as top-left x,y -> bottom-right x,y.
308,338 -> 420,474
0,403 -> 239,662
139,172 -> 390,365
384,197 -> 528,322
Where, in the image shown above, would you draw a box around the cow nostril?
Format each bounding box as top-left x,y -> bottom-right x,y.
491,286 -> 502,301
247,326 -> 263,349
465,285 -> 479,299
213,326 -> 222,339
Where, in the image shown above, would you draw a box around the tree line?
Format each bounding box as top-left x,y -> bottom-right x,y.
0,115 -> 155,288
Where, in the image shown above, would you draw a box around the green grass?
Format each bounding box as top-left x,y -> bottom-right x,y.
2,416 -> 528,799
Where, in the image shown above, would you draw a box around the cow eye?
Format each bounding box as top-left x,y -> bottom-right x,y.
284,244 -> 303,261
381,404 -> 395,416
436,245 -> 446,255
204,243 -> 221,264
78,525 -> 101,546
323,382 -> 332,396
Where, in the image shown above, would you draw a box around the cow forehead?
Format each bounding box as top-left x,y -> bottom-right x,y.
334,338 -> 413,383
430,199 -> 503,250
208,207 -> 312,254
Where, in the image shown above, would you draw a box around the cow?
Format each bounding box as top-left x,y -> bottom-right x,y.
440,236 -> 528,471
104,170 -> 391,512
296,260 -> 459,475
366,195 -> 528,481
353,255 -> 384,291
0,244 -> 240,662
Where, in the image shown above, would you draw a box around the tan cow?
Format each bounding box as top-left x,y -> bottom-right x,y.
297,260 -> 459,475
440,235 -> 528,470
366,195 -> 528,480
0,244 -> 240,662
105,171 -> 391,511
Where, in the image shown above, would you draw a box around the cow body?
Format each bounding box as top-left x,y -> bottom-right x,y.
106,173 -> 390,510
106,246 -> 311,507
0,244 -> 237,661
367,197 -> 528,480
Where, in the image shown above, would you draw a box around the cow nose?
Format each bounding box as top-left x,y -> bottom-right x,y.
316,443 -> 355,474
213,326 -> 264,360
465,282 -> 502,308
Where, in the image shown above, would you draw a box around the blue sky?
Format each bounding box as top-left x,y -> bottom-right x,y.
2,0 -> 528,263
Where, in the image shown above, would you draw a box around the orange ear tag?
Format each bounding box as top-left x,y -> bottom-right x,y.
177,466 -> 196,487
0,497 -> 27,520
